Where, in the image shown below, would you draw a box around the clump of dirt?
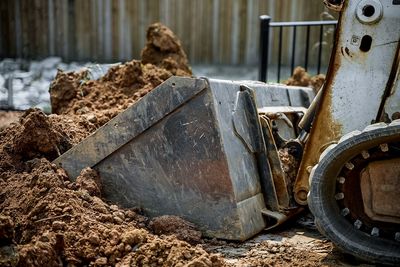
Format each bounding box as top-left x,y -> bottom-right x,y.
141,23 -> 192,76
0,108 -> 95,178
11,108 -> 72,160
49,70 -> 89,115
0,23 -> 227,267
0,111 -> 22,131
149,215 -> 202,244
49,23 -> 192,128
285,67 -> 325,93
278,147 -> 300,203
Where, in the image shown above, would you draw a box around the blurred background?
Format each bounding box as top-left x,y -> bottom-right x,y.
0,0 -> 336,110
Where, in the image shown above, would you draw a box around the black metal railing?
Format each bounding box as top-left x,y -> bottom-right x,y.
259,15 -> 338,83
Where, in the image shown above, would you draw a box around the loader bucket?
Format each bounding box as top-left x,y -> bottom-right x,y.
54,77 -> 313,240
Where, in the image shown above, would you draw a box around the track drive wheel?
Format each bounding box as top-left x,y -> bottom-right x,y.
308,120 -> 400,266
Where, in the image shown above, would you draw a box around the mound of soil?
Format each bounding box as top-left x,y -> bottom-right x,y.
49,23 -> 192,128
285,67 -> 325,93
0,24 -> 225,267
141,23 -> 192,76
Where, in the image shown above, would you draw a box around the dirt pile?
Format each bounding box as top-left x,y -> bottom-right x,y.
141,23 -> 192,76
49,23 -> 192,128
0,155 -> 223,266
0,24 -> 226,266
0,108 -> 95,178
285,67 -> 325,93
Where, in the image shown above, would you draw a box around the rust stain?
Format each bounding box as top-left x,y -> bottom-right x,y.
293,4 -> 347,204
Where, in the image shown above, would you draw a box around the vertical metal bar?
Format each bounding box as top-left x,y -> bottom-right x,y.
6,74 -> 14,109
317,24 -> 323,74
259,15 -> 270,82
290,26 -> 297,76
304,25 -> 310,71
277,26 -> 283,82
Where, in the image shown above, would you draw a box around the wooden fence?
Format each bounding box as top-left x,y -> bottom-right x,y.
0,0 -> 335,66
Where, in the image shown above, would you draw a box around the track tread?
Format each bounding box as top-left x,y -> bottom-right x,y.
308,120 -> 400,266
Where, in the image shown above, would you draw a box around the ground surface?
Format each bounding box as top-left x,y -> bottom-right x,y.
203,216 -> 375,267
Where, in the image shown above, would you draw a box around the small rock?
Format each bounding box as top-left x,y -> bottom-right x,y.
117,242 -> 125,252
113,216 -> 123,224
124,244 -> 132,252
52,220 -> 66,231
85,114 -> 97,123
121,229 -> 147,245
112,211 -> 125,221
110,205 -> 119,211
94,257 -> 107,266
88,233 -> 100,245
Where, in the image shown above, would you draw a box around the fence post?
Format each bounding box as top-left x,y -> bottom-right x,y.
6,74 -> 14,109
259,15 -> 271,82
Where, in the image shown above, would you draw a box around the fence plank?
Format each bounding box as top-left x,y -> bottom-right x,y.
0,0 -> 332,66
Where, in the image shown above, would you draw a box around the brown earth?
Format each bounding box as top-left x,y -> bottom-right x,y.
49,22 -> 192,127
0,111 -> 22,131
149,215 -> 202,245
0,23 -> 225,267
285,66 -> 325,93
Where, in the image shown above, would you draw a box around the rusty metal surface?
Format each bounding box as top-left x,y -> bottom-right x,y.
381,42 -> 400,122
259,117 -> 290,208
54,77 -> 208,179
295,0 -> 400,205
360,158 -> 400,224
54,76 -> 314,240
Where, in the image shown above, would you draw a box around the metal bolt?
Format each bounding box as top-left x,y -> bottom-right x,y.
354,220 -> 362,229
306,166 -> 313,174
337,177 -> 346,184
335,193 -> 345,200
341,208 -> 350,216
380,143 -> 389,152
361,150 -> 370,159
371,227 -> 379,237
345,162 -> 354,170
297,190 -> 308,202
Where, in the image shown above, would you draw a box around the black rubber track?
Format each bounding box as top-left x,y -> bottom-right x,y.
308,121 -> 400,266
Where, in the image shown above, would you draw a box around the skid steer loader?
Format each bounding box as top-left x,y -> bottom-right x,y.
54,0 -> 400,265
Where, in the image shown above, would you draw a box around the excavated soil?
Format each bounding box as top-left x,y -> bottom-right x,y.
49,23 -> 192,127
285,67 -> 325,93
0,23 -> 226,267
